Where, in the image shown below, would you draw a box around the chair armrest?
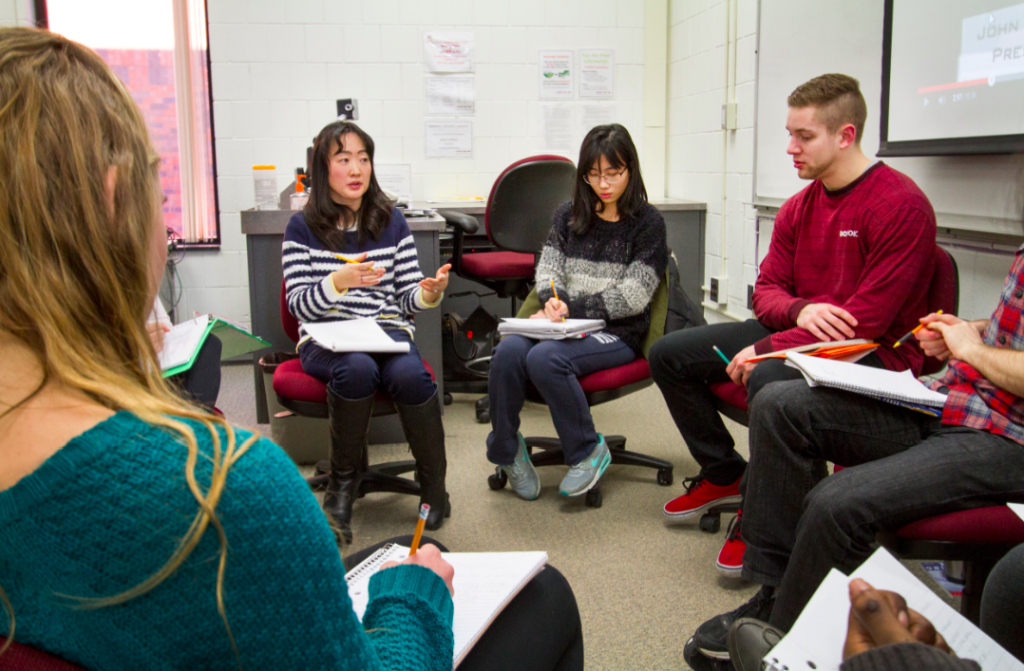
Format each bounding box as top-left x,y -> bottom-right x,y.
441,211 -> 479,234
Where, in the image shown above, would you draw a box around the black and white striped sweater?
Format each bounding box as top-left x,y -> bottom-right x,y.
282,209 -> 439,343
535,201 -> 668,355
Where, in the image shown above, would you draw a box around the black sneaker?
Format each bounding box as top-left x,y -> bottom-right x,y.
693,586 -> 775,660
683,636 -> 735,671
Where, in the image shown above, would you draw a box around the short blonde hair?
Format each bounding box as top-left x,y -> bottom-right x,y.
788,73 -> 868,144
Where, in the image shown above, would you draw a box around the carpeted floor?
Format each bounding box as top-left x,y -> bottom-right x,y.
217,363 -> 956,671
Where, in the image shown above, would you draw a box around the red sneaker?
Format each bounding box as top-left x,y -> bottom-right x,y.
716,510 -> 745,578
663,475 -> 742,521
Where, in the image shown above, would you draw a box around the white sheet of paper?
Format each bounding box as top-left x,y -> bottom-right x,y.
302,318 -> 410,353
375,164 -> 413,200
158,316 -> 207,370
1009,502 -> 1024,522
539,103 -> 575,153
580,102 -> 616,133
426,76 -> 475,115
539,50 -> 574,100
425,120 -> 473,159
579,48 -> 614,98
423,31 -> 474,72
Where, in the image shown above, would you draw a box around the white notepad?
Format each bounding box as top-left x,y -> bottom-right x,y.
763,548 -> 1024,671
345,544 -> 548,668
157,317 -> 208,371
785,351 -> 949,407
497,317 -> 605,340
303,318 -> 410,353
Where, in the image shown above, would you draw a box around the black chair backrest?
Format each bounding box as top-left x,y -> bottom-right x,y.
485,155 -> 576,254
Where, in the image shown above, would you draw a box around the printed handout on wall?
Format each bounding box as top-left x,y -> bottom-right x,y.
426,76 -> 475,115
579,49 -> 614,98
539,103 -> 575,154
375,164 -> 413,200
580,103 -> 616,133
539,50 -> 574,100
423,32 -> 475,73
425,120 -> 473,159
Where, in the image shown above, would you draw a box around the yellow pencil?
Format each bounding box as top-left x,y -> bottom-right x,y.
550,280 -> 566,322
408,503 -> 430,556
333,253 -> 358,263
893,310 -> 942,349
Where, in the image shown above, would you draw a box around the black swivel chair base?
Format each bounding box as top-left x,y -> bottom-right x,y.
308,456 -> 421,499
487,435 -> 674,508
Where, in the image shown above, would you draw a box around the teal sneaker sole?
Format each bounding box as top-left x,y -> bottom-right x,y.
559,449 -> 612,497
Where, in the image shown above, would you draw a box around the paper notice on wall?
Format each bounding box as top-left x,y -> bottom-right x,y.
425,76 -> 475,115
580,103 -> 616,133
539,50 -> 574,100
423,32 -> 474,72
425,120 -> 473,159
579,49 -> 615,98
540,103 -> 575,154
375,164 -> 413,200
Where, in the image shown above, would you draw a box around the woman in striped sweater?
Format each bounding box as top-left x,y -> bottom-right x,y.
284,121 -> 452,540
486,124 -> 668,501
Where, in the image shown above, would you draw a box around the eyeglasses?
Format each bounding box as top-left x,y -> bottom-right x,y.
584,170 -> 627,185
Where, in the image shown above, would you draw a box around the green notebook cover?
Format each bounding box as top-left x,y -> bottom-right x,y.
162,316 -> 270,378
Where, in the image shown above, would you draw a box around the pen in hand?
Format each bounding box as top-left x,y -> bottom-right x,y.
550,280 -> 566,322
408,503 -> 430,556
893,310 -> 942,349
712,345 -> 731,365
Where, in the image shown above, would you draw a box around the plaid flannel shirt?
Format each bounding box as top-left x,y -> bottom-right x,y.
929,245 -> 1024,446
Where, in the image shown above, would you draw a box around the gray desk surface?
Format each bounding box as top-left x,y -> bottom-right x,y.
241,209 -> 446,234
414,198 -> 707,216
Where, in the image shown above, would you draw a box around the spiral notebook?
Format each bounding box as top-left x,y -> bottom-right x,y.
497,318 -> 605,340
762,548 -> 1024,671
345,544 -> 548,669
785,351 -> 949,408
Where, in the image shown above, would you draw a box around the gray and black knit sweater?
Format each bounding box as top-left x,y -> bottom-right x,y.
535,200 -> 668,355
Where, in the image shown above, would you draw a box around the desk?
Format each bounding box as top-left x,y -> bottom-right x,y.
242,209 -> 447,428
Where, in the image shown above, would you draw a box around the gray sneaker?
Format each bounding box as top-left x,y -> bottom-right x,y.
559,434 -> 611,496
499,433 -> 541,501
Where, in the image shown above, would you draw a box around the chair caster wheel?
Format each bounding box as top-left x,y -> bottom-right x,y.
443,393 -> 453,406
585,487 -> 603,508
475,397 -> 489,423
315,459 -> 329,476
699,513 -> 721,533
487,468 -> 507,490
657,468 -> 673,486
476,410 -> 490,423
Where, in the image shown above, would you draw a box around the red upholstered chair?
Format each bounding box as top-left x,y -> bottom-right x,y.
698,245 -> 961,531
877,506 -> 1024,623
273,283 -> 432,497
0,637 -> 86,670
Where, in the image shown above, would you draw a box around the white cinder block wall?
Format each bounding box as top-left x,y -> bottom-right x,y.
182,0 -> 648,326
0,0 -> 33,27
665,0 -> 1021,325
666,0 -> 758,323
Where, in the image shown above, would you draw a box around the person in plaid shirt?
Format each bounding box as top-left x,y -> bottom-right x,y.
683,246 -> 1024,667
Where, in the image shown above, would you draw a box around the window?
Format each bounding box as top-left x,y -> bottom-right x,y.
43,0 -> 220,245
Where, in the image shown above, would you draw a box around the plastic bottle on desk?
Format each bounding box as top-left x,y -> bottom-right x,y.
252,165 -> 278,210
290,167 -> 310,210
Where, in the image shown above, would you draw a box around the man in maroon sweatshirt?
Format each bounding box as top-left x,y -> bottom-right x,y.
648,74 -> 936,572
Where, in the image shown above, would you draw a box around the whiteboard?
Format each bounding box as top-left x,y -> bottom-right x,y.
754,0 -> 1023,234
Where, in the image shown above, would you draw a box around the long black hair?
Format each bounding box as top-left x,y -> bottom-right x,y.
303,121 -> 392,249
569,123 -> 648,235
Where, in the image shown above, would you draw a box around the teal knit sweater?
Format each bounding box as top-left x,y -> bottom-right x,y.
0,412 -> 454,670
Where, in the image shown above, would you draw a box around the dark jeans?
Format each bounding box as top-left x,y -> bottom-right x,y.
346,536 -> 584,671
486,333 -> 635,467
299,330 -> 435,404
648,320 -> 883,485
981,543 -> 1024,661
170,334 -> 221,411
740,381 -> 1024,631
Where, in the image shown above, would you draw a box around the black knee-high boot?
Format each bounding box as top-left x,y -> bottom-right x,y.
395,389 -> 451,530
323,387 -> 374,544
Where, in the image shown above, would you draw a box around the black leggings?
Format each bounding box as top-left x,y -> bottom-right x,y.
345,536 -> 584,671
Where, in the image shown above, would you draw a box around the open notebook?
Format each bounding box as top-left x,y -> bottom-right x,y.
303,318 -> 410,353
763,548 -> 1024,671
158,314 -> 269,377
497,318 -> 605,340
785,351 -> 949,410
346,544 -> 548,668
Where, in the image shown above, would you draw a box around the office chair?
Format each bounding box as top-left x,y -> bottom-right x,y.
271,282 -> 433,504
440,155 -> 576,421
486,261 -> 680,508
0,637 -> 85,670
700,245 -> 960,531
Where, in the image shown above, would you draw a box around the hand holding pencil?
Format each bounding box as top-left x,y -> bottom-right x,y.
330,252 -> 384,291
545,280 -> 568,322
379,504 -> 455,596
893,310 -> 941,349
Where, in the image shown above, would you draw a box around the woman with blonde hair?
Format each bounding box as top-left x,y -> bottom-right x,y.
0,27 -> 584,671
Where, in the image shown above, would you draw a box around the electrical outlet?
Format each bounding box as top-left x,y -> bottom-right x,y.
710,276 -> 728,305
709,278 -> 719,304
747,284 -> 754,310
336,98 -> 359,121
